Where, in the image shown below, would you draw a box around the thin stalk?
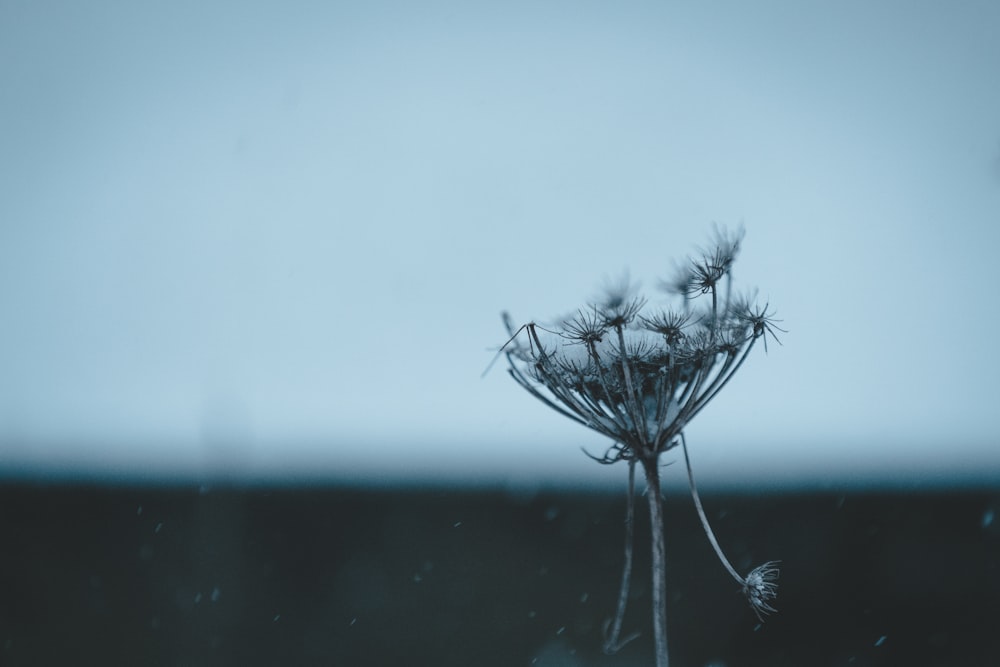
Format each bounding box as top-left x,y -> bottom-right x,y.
710,284 -> 718,328
681,433 -> 743,585
587,341 -> 633,434
615,325 -> 647,448
603,459 -> 640,654
642,457 -> 669,667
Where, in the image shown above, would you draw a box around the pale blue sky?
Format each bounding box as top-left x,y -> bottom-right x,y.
2,1 -> 999,486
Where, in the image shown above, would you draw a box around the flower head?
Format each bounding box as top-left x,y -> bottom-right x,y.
563,308 -> 607,347
679,225 -> 745,298
498,226 -> 775,463
640,310 -> 693,345
742,561 -> 780,620
736,299 -> 786,353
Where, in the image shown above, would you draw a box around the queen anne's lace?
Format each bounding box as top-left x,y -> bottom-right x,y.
496,226 -> 785,661
501,225 -> 782,468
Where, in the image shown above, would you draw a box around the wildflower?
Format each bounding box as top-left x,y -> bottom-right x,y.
743,561 -> 781,620
736,299 -> 786,353
639,310 -> 693,345
562,308 -> 607,347
682,432 -> 781,622
495,227 -> 782,667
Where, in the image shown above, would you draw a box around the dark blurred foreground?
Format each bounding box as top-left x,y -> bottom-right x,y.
1,481 -> 998,667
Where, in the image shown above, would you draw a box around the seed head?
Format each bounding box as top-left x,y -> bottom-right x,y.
735,299 -> 786,352
681,224 -> 745,297
600,296 -> 646,330
495,226 -> 777,461
640,310 -> 693,345
742,561 -> 780,620
563,308 -> 608,347
493,226 -> 785,653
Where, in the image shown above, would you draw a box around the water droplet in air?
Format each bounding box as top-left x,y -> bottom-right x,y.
211,587 -> 221,603
982,509 -> 995,528
874,635 -> 887,647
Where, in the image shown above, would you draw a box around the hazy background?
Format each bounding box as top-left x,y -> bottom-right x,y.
2,0 -> 999,488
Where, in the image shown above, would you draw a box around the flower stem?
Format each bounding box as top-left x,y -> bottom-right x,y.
642,457 -> 670,667
681,432 -> 744,586
603,460 -> 640,654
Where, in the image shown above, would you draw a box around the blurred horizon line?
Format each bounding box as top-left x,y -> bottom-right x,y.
2,434 -> 997,493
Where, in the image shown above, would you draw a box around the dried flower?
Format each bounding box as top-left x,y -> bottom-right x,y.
493,226 -> 784,667
743,561 -> 781,620
500,230 -> 770,464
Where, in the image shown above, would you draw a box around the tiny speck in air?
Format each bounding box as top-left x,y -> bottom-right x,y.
350,617 -> 357,627
983,509 -> 995,528
453,521 -> 462,528
580,592 -> 589,603
875,635 -> 887,647
413,573 -> 422,583
155,522 -> 163,534
273,614 -> 280,622
211,587 -> 221,603
753,623 -> 762,632
556,626 -> 565,635
136,506 -> 143,516
194,592 -> 202,604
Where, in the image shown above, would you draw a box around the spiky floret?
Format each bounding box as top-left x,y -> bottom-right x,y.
737,300 -> 786,352
600,296 -> 647,330
640,310 -> 693,345
563,308 -> 607,347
